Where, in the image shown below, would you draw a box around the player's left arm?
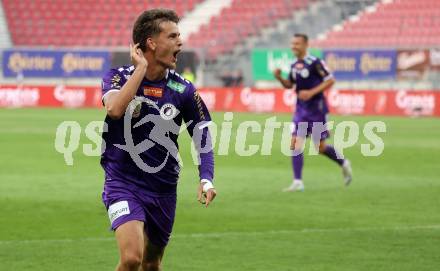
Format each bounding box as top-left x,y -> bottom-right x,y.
182,87 -> 216,207
298,59 -> 335,101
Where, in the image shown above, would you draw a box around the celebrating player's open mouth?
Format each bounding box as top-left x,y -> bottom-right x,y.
172,49 -> 181,64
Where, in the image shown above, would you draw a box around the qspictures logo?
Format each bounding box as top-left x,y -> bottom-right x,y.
54,105 -> 386,172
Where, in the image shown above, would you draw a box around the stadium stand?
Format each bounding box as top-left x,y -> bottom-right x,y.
186,0 -> 312,59
0,3 -> 11,48
1,0 -> 438,89
253,0 -> 376,49
2,0 -> 203,47
179,0 -> 233,41
0,0 -> 369,86
202,0 -> 374,86
312,0 -> 440,48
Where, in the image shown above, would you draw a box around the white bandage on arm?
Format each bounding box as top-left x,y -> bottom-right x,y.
201,179 -> 214,192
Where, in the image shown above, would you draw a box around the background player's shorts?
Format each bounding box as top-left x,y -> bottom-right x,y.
102,179 -> 176,247
292,114 -> 330,141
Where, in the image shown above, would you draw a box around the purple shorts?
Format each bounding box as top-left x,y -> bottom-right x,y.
102,179 -> 176,247
292,115 -> 330,141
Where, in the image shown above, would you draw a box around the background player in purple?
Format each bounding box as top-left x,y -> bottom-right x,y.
273,33 -> 352,192
100,9 -> 216,271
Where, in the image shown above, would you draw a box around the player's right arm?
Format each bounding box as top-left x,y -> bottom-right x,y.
103,43 -> 147,119
273,68 -> 294,89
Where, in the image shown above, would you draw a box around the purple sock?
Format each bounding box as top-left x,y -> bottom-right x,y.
322,145 -> 344,166
292,152 -> 304,180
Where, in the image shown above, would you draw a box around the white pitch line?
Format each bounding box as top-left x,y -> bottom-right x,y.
171,224 -> 440,239
1,224 -> 439,246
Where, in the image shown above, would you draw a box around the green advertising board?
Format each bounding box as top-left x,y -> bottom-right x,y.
251,48 -> 323,81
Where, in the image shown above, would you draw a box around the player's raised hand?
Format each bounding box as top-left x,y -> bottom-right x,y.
273,68 -> 282,79
130,43 -> 148,69
197,181 -> 217,207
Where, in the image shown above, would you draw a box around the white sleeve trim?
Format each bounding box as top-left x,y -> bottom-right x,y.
102,89 -> 120,104
198,121 -> 213,130
323,74 -> 334,82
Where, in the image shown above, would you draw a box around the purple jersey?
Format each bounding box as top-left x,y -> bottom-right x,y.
288,55 -> 333,121
101,66 -> 214,195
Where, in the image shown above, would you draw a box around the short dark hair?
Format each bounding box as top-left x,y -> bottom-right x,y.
132,9 -> 180,52
294,33 -> 308,43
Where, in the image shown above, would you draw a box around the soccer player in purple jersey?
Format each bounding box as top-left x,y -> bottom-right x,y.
100,9 -> 216,271
273,33 -> 352,192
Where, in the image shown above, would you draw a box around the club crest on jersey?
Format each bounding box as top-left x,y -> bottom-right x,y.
300,69 -> 310,78
167,80 -> 186,93
160,103 -> 178,120
144,87 -> 163,98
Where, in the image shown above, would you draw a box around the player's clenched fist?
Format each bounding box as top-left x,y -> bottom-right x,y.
130,43 -> 148,69
197,181 -> 217,207
273,68 -> 282,79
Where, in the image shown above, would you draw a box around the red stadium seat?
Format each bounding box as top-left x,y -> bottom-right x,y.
3,0 -> 203,47
311,0 -> 440,48
186,0 -> 311,59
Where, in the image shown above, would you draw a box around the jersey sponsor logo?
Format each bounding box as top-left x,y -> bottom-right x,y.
167,80 -> 186,93
160,103 -> 178,120
144,87 -> 163,98
108,201 -> 130,224
295,63 -> 304,69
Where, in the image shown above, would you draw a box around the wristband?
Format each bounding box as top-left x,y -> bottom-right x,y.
201,179 -> 214,192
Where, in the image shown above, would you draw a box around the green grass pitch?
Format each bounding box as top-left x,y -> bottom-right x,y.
0,108 -> 439,270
